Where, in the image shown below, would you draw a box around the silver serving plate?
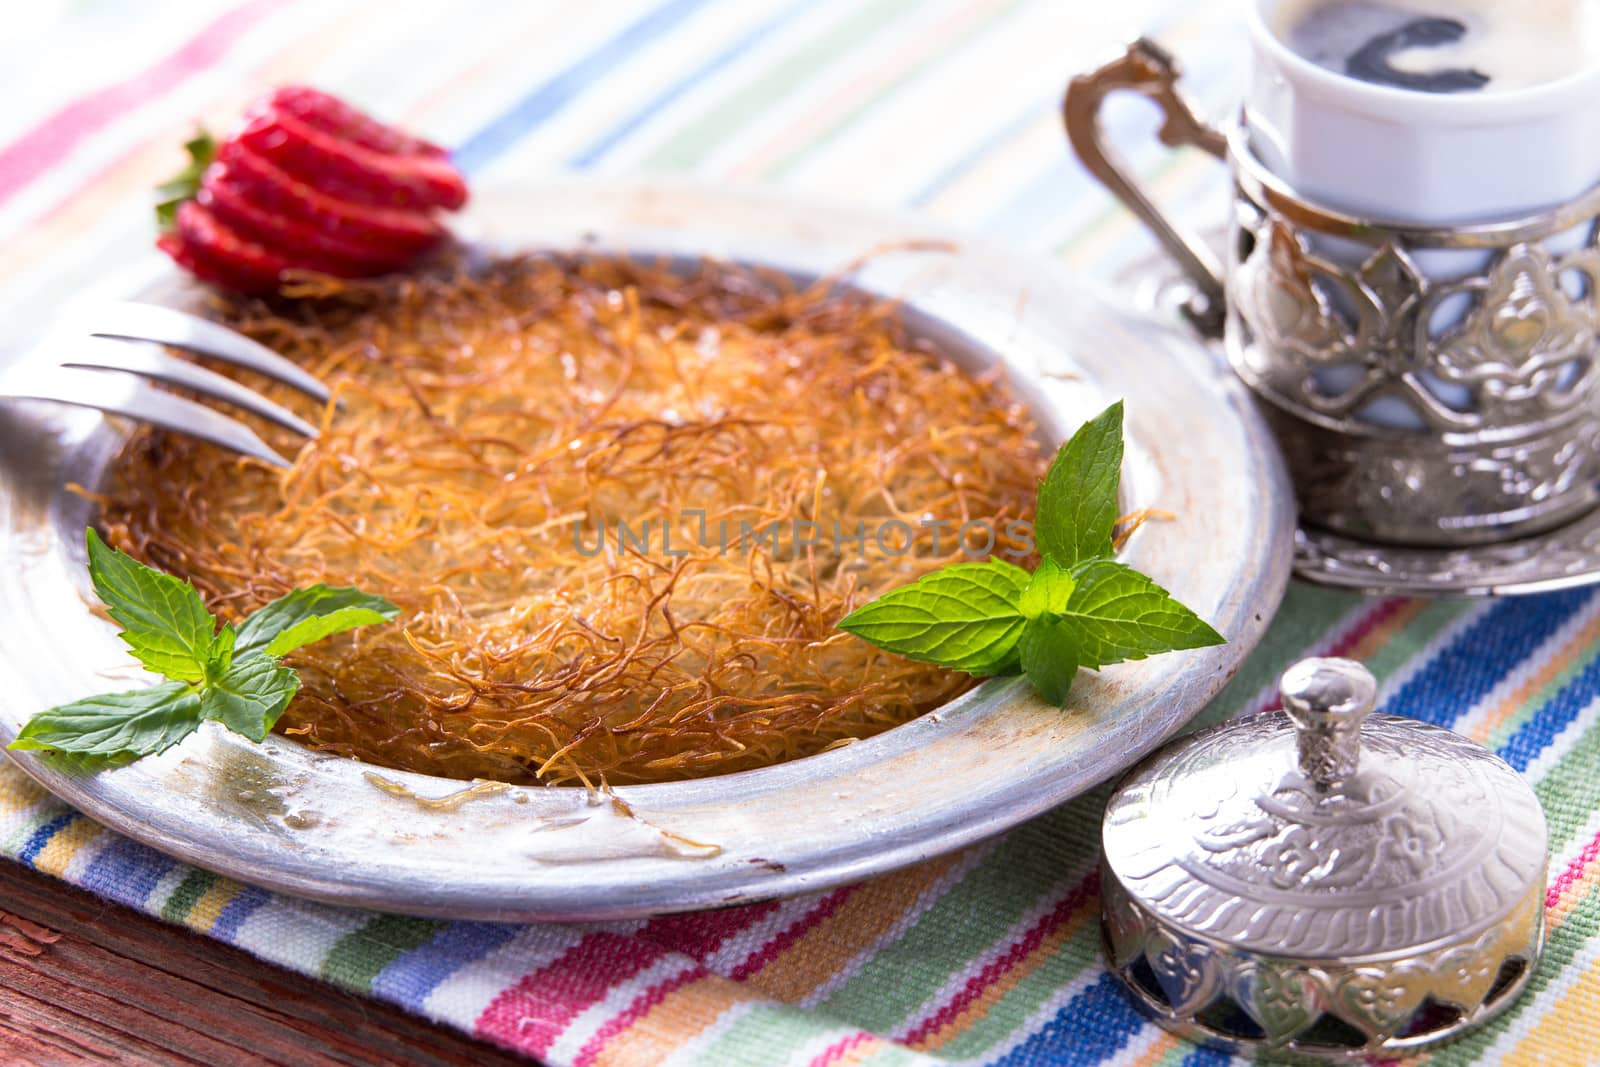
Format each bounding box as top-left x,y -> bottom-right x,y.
0,180 -> 1293,921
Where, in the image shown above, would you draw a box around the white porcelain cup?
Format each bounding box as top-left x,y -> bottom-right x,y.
1246,0 -> 1600,225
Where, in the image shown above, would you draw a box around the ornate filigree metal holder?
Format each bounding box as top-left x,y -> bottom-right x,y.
1066,40 -> 1600,596
1101,658 -> 1548,1059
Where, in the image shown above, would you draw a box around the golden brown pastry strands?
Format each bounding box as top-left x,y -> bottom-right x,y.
97,254 -> 1045,785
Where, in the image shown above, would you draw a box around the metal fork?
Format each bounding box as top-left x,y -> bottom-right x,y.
0,302 -> 329,468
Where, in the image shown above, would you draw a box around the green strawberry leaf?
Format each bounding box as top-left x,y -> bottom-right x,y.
155,130 -> 216,231
1058,559 -> 1226,669
235,584 -> 399,660
8,681 -> 203,758
1019,616 -> 1081,706
86,528 -> 218,683
838,560 -> 1030,675
1035,402 -> 1123,568
198,655 -> 300,743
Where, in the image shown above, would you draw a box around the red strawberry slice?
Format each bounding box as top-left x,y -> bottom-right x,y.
213,141 -> 445,255
166,202 -> 291,295
236,105 -> 468,211
158,232 -> 254,293
267,85 -> 449,160
198,161 -> 408,277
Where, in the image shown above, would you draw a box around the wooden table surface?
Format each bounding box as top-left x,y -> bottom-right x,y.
0,860 -> 529,1066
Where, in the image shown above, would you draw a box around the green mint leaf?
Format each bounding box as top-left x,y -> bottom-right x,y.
235,585 -> 399,660
1018,557 -> 1074,619
198,655 -> 300,742
263,606 -> 394,659
206,624 -> 237,681
968,645 -> 1023,679
957,616 -> 1029,679
1058,559 -> 1226,669
838,560 -> 1030,675
86,528 -> 217,683
1035,402 -> 1124,568
1019,616 -> 1081,706
8,681 -> 203,758
154,129 -> 215,232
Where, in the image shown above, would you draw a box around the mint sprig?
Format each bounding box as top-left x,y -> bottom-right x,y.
838,403 -> 1223,707
9,529 -> 398,759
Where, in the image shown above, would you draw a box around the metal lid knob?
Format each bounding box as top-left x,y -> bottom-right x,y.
1281,656 -> 1375,786
1100,656 -> 1549,1060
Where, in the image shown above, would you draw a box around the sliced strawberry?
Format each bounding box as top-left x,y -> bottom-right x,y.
158,232 -> 243,290
154,87 -> 464,296
161,205 -> 286,295
198,161 -> 409,277
267,85 -> 448,160
236,105 -> 468,211
213,141 -> 445,255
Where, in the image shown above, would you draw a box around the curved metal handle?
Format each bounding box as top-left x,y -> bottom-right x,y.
1063,38 -> 1229,336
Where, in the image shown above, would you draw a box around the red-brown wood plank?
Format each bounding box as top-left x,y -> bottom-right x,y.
0,860 -> 531,1066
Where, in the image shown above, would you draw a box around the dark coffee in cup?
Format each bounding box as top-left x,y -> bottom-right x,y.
1277,0 -> 1596,94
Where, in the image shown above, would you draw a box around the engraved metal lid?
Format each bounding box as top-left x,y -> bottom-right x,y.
1101,657 -> 1548,1060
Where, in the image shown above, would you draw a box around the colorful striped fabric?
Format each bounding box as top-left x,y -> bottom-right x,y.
4,2 -> 1600,1063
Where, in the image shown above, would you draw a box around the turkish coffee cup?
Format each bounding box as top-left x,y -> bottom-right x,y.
1065,0 -> 1600,547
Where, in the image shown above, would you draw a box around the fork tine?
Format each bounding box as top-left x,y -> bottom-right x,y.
85,301 -> 332,404
61,338 -> 320,439
0,365 -> 292,468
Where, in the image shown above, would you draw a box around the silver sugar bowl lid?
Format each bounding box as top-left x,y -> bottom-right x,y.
1101,657 -> 1548,1060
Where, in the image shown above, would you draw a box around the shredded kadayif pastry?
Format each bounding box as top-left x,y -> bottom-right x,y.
97,255 -> 1046,785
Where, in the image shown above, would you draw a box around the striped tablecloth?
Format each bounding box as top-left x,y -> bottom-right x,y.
4,2 -> 1600,1063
